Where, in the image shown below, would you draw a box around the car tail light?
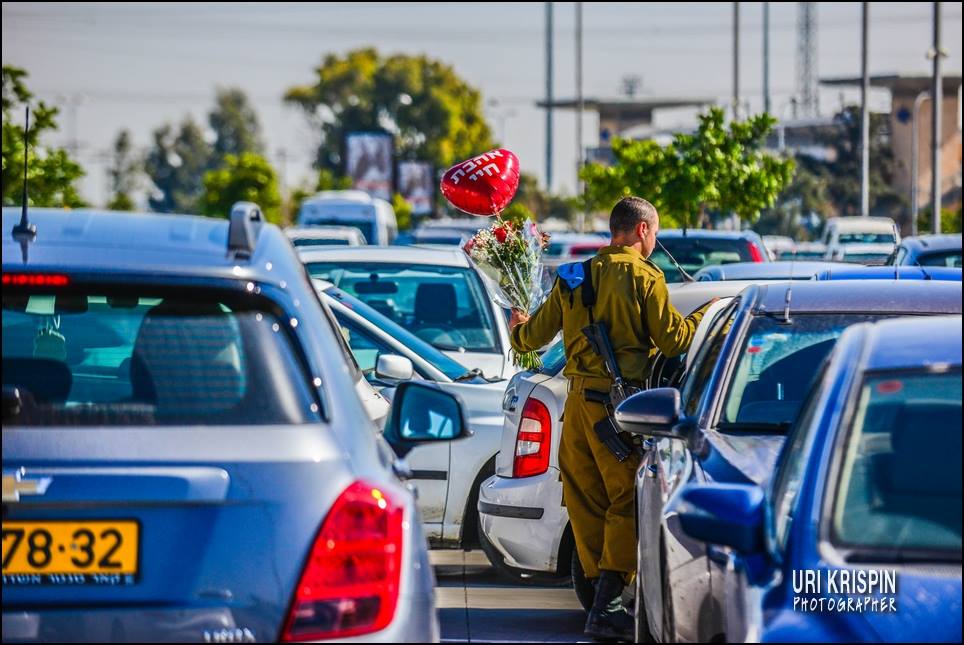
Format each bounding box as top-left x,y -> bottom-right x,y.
2,273 -> 70,287
281,481 -> 404,641
746,242 -> 765,263
512,397 -> 552,478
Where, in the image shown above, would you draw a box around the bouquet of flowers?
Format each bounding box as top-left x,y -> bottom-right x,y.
463,219 -> 552,369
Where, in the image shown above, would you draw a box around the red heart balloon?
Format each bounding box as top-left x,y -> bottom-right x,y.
440,148 -> 520,216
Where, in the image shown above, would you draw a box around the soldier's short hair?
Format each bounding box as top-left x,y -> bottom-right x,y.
609,196 -> 658,235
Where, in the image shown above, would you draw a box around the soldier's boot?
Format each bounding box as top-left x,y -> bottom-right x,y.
584,569 -> 634,642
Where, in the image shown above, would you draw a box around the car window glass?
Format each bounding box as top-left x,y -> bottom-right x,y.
770,359 -> 829,550
832,370 -> 962,555
307,262 -> 497,353
680,300 -> 738,417
2,290 -> 321,426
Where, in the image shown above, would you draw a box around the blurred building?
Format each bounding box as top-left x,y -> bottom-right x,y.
537,96 -> 713,165
820,74 -> 963,212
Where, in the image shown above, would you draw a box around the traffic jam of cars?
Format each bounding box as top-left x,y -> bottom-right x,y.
2,189 -> 962,644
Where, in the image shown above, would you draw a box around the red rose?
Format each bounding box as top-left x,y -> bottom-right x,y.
493,226 -> 508,243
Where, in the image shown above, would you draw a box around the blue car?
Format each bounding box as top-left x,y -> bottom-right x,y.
888,234 -> 962,268
2,206 -> 468,642
694,261 -> 850,282
613,281 -> 962,643
815,265 -> 962,281
672,315 -> 962,642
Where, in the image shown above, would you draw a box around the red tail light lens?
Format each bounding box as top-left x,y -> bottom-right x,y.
747,242 -> 765,263
2,273 -> 70,287
281,481 -> 404,641
512,397 -> 552,478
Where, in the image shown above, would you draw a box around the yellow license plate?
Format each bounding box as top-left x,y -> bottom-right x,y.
2,521 -> 139,585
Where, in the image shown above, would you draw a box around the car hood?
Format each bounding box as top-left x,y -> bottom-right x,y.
434,378 -> 509,429
443,350 -> 513,380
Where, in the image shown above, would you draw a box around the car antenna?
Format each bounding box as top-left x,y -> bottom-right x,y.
11,106 -> 37,264
655,238 -> 695,283
915,261 -> 932,281
781,249 -> 795,324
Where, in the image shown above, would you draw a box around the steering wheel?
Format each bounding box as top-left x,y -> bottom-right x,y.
413,324 -> 470,350
646,351 -> 687,390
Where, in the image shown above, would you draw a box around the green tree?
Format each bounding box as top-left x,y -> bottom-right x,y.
2,65 -> 86,207
580,108 -> 794,229
144,117 -> 211,213
391,192 -> 412,231
106,129 -> 141,211
202,152 -> 282,224
209,87 -> 264,167
818,106 -> 905,221
916,206 -> 963,235
285,48 -> 495,173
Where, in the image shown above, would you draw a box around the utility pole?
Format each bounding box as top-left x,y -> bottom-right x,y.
575,1 -> 585,232
931,1 -> 944,233
545,2 -> 554,191
763,2 -> 771,115
859,2 -> 870,217
733,2 -> 740,120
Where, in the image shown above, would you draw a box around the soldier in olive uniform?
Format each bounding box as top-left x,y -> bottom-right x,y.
509,197 -> 713,642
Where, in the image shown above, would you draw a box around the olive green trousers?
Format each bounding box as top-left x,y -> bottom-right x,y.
560,376 -> 641,583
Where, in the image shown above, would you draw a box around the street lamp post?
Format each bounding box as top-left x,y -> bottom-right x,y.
911,91 -> 931,237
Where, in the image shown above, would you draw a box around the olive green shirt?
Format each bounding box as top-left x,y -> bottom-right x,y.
511,245 -> 708,383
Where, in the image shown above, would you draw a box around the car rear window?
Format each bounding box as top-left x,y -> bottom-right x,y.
292,238 -> 352,247
919,250 -> 963,268
651,237 -> 754,282
2,286 -> 322,426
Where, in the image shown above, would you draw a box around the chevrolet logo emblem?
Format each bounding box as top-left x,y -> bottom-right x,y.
2,470 -> 52,503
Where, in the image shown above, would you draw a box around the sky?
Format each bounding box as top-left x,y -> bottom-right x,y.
2,2 -> 962,207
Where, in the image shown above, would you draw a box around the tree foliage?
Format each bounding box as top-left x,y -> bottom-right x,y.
2,65 -> 86,207
144,117 -> 211,213
106,129 -> 141,211
209,87 -> 264,167
202,152 -> 282,224
581,107 -> 794,229
285,48 -> 495,172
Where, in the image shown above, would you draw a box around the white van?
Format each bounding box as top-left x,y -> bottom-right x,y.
821,216 -> 900,263
297,190 -> 398,245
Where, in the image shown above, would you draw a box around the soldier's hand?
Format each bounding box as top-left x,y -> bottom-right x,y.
509,308 -> 530,329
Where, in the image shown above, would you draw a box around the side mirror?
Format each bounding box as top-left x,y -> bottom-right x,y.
674,483 -> 765,555
376,354 -> 414,382
383,382 -> 472,458
614,388 -> 681,438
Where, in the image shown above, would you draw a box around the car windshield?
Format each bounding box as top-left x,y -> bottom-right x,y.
306,261 -> 498,353
838,232 -> 896,245
324,286 -> 470,381
833,369 -> 961,557
2,288 -> 321,426
842,252 -> 890,265
919,250 -> 963,268
720,313 -> 884,431
292,237 -> 352,247
651,237 -> 755,283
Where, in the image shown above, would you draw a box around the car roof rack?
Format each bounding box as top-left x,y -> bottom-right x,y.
227,201 -> 263,259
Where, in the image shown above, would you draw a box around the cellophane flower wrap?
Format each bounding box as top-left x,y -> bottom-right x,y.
463,219 -> 552,370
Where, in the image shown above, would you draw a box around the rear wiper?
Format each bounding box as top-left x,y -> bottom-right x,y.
717,421 -> 792,434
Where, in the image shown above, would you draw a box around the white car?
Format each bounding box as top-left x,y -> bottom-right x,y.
300,246 -> 518,379
828,242 -> 895,265
297,189 -> 398,245
313,279 -> 509,550
477,280 -> 769,604
761,235 -> 796,260
820,215 -> 899,263
285,225 -> 367,247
